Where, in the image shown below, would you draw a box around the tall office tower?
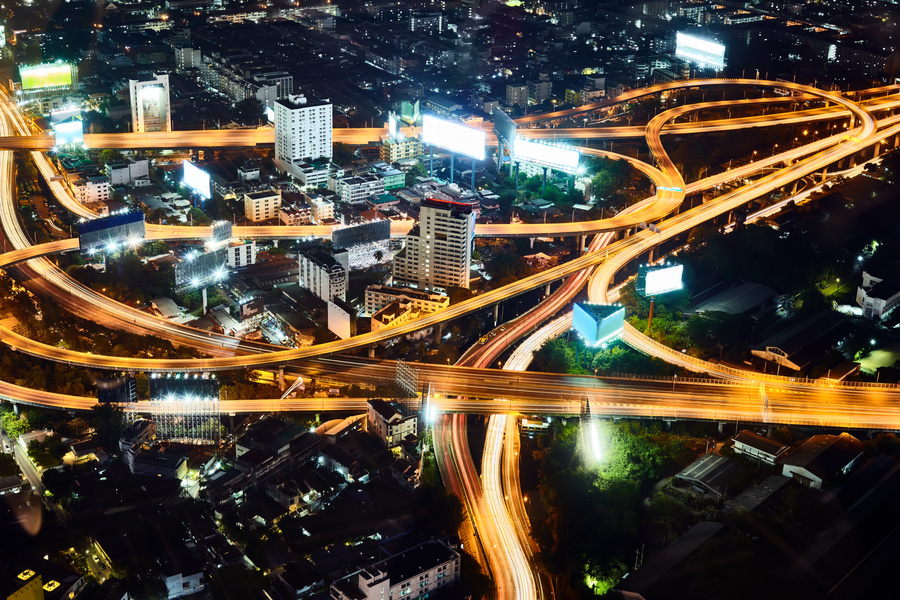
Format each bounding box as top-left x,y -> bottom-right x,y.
129,74 -> 171,133
392,198 -> 476,291
274,94 -> 333,175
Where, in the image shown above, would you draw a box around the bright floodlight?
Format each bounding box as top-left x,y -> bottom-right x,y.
512,138 -> 580,173
421,114 -> 486,160
675,32 -> 726,69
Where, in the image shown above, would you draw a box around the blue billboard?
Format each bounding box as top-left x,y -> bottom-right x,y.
572,303 -> 625,346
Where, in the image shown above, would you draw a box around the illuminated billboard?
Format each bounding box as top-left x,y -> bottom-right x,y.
20,62 -> 73,91
637,262 -> 684,297
174,247 -> 228,289
78,211 -> 146,254
421,114 -> 485,160
512,139 -> 580,173
572,303 -> 625,346
675,32 -> 725,69
53,120 -> 84,146
388,112 -> 402,140
183,160 -> 211,199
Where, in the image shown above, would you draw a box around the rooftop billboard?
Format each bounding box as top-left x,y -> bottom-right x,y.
421,114 -> 485,160
20,62 -> 73,91
675,32 -> 725,69
183,160 -> 211,199
512,139 -> 580,173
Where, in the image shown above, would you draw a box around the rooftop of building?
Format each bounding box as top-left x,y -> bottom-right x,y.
276,94 -> 331,110
244,189 -> 280,200
733,430 -> 788,457
782,433 -> 864,480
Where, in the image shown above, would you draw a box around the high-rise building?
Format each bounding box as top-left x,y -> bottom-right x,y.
129,73 -> 171,133
274,94 -> 333,177
392,198 -> 475,291
298,247 -> 349,302
409,9 -> 442,35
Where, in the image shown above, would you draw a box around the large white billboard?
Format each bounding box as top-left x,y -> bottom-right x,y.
675,32 -> 725,69
513,138 -> 580,173
183,160 -> 211,199
421,114 -> 485,160
53,120 -> 84,146
644,264 -> 684,296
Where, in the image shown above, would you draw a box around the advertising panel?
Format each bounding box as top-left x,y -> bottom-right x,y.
53,120 -> 84,146
183,160 -> 211,199
240,297 -> 265,321
173,248 -> 228,288
20,62 -> 72,90
78,211 -> 146,254
636,262 -> 684,297
332,219 -> 391,249
388,112 -> 402,140
421,114 -> 485,160
572,303 -> 626,346
149,373 -> 220,402
493,107 -> 517,148
675,32 -> 726,69
512,138 -> 580,173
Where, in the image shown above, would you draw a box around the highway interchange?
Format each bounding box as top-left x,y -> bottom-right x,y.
4,79 -> 900,599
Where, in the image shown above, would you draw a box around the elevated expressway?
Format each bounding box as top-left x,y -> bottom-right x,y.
0,79 -> 893,378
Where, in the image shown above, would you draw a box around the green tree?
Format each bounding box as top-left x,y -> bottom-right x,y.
97,149 -> 124,168
90,403 -> 125,454
531,338 -> 573,373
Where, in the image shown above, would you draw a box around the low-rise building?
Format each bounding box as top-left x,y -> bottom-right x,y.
226,240 -> 257,268
372,164 -> 405,190
243,189 -> 281,222
307,195 -> 334,224
330,174 -> 385,205
781,433 -> 864,490
732,430 -> 788,465
132,448 -> 188,479
856,270 -> 900,318
380,137 -> 424,163
280,199 -> 313,225
371,300 -> 420,331
364,284 -> 449,316
298,247 -> 349,302
105,158 -> 150,186
367,399 -> 417,448
331,539 -> 460,600
70,175 -> 111,204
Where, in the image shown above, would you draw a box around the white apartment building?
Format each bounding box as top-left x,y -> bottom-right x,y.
366,399 -> 417,448
70,175 -> 111,204
226,241 -> 257,268
392,198 -> 476,291
331,539 -> 460,600
329,174 -> 385,204
174,47 -> 201,72
298,247 -> 348,302
243,189 -> 281,222
856,270 -> 900,318
274,95 -> 333,176
129,73 -> 171,133
307,196 -> 334,223
364,284 -> 449,316
105,158 -> 150,186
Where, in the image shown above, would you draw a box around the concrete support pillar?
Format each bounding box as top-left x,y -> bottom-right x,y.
529,237 -> 535,249
12,403 -> 18,416
766,425 -> 775,438
664,420 -> 674,431
820,167 -> 828,183
429,146 -> 434,177
544,283 -> 551,296
579,235 -> 586,253
648,247 -> 655,263
515,163 -> 520,191
368,347 -> 376,358
493,303 -> 500,324
278,367 -> 285,392
202,287 -> 208,315
450,153 -> 455,184
436,322 -> 444,341
541,167 -> 548,194
718,422 -> 726,434
791,180 -> 798,195
498,139 -> 503,172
